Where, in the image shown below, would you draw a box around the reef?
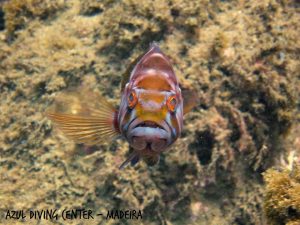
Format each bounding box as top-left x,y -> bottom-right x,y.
0,0 -> 299,224
3,0 -> 66,41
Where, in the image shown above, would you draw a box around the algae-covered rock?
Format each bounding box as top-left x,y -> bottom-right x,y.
3,0 -> 66,41
0,0 -> 299,224
264,166 -> 300,225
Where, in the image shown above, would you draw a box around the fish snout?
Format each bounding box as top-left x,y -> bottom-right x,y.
132,136 -> 167,152
127,120 -> 171,152
140,100 -> 162,112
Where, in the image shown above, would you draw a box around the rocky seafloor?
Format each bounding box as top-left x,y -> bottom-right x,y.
0,0 -> 299,224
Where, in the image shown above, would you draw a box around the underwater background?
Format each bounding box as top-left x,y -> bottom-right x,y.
0,0 -> 299,224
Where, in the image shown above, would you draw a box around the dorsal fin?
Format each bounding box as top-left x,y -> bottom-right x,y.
121,43 -> 175,91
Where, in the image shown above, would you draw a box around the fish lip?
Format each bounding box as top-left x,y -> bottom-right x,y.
133,120 -> 164,130
128,118 -> 169,135
126,118 -> 171,148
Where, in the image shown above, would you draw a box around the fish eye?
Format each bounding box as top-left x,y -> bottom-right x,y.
128,91 -> 137,108
167,96 -> 177,112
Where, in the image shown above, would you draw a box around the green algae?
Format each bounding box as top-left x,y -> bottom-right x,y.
0,0 -> 299,224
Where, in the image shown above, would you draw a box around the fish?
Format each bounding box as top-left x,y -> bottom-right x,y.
46,43 -> 197,169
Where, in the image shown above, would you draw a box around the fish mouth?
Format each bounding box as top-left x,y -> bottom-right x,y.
127,119 -> 171,152
134,120 -> 164,129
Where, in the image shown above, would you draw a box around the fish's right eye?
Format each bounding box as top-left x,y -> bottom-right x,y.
128,91 -> 137,109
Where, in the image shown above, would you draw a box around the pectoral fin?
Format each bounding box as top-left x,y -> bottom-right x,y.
119,151 -> 140,170
46,89 -> 120,145
181,85 -> 198,115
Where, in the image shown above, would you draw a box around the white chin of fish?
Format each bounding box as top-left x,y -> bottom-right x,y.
129,127 -> 170,151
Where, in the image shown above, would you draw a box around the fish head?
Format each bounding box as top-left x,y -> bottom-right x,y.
118,44 -> 183,153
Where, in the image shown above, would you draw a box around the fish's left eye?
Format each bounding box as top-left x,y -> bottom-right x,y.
128,91 -> 138,109
167,96 -> 177,112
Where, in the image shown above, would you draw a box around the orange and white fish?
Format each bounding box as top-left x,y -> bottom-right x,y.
47,43 -> 197,169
